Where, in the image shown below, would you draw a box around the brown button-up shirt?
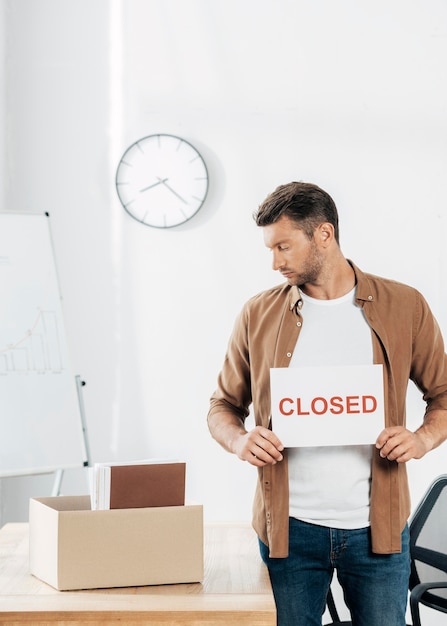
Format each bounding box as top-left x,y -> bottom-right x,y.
208,262 -> 447,557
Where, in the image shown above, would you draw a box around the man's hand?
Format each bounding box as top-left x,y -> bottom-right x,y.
233,426 -> 284,466
375,426 -> 432,463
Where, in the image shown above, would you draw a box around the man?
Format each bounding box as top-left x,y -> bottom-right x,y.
207,182 -> 447,626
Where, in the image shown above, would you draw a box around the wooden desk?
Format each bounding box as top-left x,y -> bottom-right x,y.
0,522 -> 276,626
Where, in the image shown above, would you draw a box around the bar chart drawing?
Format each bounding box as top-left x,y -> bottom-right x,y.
0,309 -> 63,374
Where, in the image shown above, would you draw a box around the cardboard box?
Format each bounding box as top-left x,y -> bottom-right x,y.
29,495 -> 203,591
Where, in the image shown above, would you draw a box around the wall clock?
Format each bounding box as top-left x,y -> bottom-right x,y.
115,134 -> 209,228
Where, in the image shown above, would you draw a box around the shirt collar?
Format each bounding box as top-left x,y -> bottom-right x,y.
289,285 -> 301,311
286,260 -> 375,309
349,260 -> 375,303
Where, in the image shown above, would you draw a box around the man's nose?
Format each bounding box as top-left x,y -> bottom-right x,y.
272,251 -> 283,271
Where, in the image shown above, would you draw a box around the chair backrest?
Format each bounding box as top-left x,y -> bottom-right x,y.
409,474 -> 447,610
324,587 -> 352,625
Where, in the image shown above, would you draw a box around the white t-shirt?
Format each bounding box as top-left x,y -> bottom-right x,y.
288,287 -> 374,529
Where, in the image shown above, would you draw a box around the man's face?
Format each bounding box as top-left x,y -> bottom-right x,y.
262,215 -> 324,287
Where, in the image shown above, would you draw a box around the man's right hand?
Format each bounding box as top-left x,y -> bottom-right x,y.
233,426 -> 284,466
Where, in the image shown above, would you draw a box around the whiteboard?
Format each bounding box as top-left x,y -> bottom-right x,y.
0,213 -> 88,476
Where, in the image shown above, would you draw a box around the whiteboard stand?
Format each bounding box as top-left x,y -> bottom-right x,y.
51,469 -> 64,497
51,375 -> 91,497
75,374 -> 91,468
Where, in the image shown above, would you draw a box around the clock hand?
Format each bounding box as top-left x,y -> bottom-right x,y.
159,179 -> 188,204
140,178 -> 168,193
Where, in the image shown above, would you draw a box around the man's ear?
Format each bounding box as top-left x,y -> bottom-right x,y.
316,222 -> 335,247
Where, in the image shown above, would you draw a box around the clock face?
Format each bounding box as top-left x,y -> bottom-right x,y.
115,134 -> 209,228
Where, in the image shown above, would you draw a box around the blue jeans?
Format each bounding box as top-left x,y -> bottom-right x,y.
259,517 -> 410,626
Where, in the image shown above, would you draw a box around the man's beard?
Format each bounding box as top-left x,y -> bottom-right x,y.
295,241 -> 324,287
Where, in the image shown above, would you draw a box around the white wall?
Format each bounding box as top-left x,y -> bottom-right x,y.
0,1 -> 5,207
1,1 -> 446,622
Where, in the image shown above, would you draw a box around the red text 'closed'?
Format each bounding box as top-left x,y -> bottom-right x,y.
279,395 -> 378,416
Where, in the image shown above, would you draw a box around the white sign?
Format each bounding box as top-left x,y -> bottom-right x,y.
270,364 -> 385,447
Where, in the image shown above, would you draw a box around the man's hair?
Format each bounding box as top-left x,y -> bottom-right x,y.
254,182 -> 340,244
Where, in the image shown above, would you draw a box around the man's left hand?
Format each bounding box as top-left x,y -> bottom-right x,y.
375,426 -> 430,463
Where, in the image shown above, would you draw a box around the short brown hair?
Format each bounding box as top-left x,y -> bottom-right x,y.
254,182 -> 340,244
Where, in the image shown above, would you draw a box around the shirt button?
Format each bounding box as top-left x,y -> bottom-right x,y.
296,321 -> 302,327
287,352 -> 292,358
368,295 -> 373,300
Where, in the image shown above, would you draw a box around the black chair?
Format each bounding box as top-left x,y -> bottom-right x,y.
324,586 -> 351,625
408,473 -> 447,626
325,474 -> 447,626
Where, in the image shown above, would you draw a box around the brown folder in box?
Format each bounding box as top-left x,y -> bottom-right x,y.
109,462 -> 186,509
